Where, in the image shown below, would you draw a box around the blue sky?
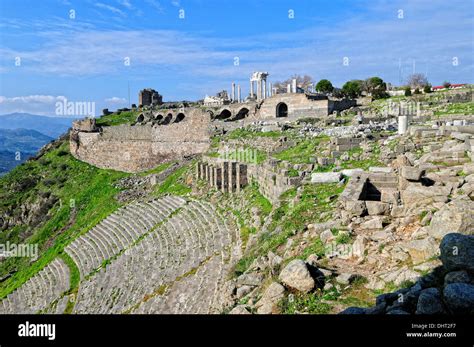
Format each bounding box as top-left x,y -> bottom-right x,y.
0,0 -> 473,116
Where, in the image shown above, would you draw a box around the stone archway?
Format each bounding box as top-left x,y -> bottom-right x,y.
161,113 -> 173,125
217,109 -> 232,120
276,102 -> 288,117
174,113 -> 185,123
234,108 -> 249,120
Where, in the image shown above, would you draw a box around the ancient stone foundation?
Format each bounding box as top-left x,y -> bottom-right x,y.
196,161 -> 248,193
70,110 -> 211,173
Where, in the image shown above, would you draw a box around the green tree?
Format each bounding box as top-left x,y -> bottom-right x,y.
404,87 -> 412,96
315,79 -> 334,94
342,81 -> 362,99
423,84 -> 432,93
365,77 -> 387,99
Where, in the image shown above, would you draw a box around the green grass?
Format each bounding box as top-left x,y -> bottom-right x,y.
339,144 -> 383,170
95,110 -> 139,126
274,135 -> 329,164
298,239 -> 326,260
0,140 -> 129,298
335,232 -> 352,244
247,183 -> 273,216
153,164 -> 192,196
139,162 -> 173,176
279,291 -> 333,314
234,182 -> 345,276
227,128 -> 283,140
58,252 -> 80,290
434,102 -> 474,116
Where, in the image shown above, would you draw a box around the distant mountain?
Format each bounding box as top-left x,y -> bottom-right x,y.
0,128 -> 53,176
0,113 -> 76,138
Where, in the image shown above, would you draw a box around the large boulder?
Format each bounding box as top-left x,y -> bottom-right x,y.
443,283 -> 474,314
278,259 -> 315,293
444,270 -> 472,285
439,233 -> 474,272
403,237 -> 439,264
428,198 -> 474,239
255,282 -> 286,314
366,201 -> 389,215
343,200 -> 367,217
415,288 -> 446,314
400,184 -> 450,206
401,166 -> 424,181
311,172 -> 342,184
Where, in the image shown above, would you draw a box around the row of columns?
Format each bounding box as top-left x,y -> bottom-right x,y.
231,83 -> 242,103
250,78 -> 272,101
196,162 -> 248,193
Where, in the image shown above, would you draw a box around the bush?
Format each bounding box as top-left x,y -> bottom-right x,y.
342,81 -> 362,99
423,85 -> 432,93
404,87 -> 412,97
315,79 -> 334,94
414,88 -> 421,94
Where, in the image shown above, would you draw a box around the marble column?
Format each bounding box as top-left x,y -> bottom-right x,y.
256,80 -> 261,101
237,85 -> 241,103
292,78 -> 297,93
236,163 -> 241,193
287,84 -> 291,93
263,79 -> 267,100
398,115 -> 408,135
231,82 -> 235,102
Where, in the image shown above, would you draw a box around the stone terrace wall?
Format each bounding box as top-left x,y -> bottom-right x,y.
255,93 -> 330,120
70,111 -> 210,173
247,159 -> 303,204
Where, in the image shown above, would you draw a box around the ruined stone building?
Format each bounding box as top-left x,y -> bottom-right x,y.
139,88 -> 163,107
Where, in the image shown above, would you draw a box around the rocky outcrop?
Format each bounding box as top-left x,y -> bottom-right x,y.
340,233 -> 474,315
428,198 -> 474,239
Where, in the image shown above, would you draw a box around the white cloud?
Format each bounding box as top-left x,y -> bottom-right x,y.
0,95 -> 71,115
118,0 -> 133,9
104,96 -> 127,103
0,0 -> 472,101
95,2 -> 126,17
145,0 -> 164,13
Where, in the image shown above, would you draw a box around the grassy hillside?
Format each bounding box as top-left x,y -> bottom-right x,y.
0,138 -> 130,298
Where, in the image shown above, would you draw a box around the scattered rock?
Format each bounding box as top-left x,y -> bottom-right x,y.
256,282 -> 286,314
311,172 -> 342,183
429,199 -> 474,239
444,270 -> 471,285
403,237 -> 439,264
443,283 -> 474,314
400,166 -> 424,181
359,217 -> 384,230
320,229 -> 334,244
279,259 -> 315,293
229,305 -> 251,315
416,288 -> 446,314
335,272 -> 361,285
439,233 -> 474,271
366,201 -> 389,216
236,273 -> 264,287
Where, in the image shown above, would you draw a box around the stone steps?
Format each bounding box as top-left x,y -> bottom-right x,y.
72,197 -> 237,314
0,258 -> 70,314
64,196 -> 185,279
